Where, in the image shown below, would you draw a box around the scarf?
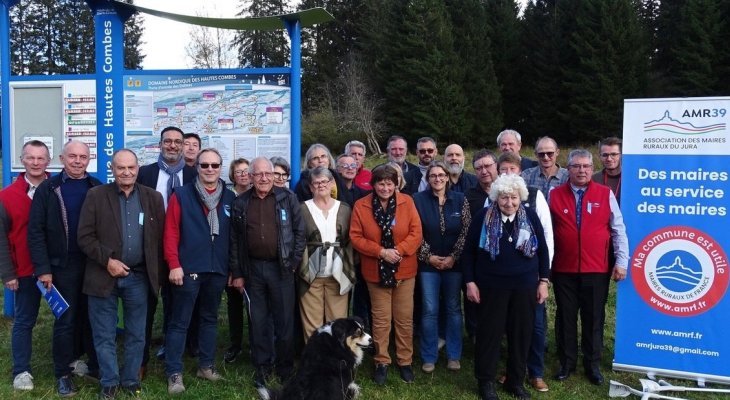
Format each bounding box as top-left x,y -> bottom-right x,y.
158,155 -> 186,199
372,193 -> 398,287
194,178 -> 224,238
479,203 -> 538,260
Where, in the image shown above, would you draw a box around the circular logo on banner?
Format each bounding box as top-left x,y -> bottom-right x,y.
632,226 -> 729,317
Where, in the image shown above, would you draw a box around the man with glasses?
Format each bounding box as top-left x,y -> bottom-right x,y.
404,137 -> 438,195
522,136 -> 569,201
443,144 -> 476,193
1,140 -> 50,391
592,137 -> 622,205
345,140 -> 372,191
550,149 -> 628,386
138,126 -> 198,374
230,157 -> 305,390
163,149 -> 236,394
497,129 -> 537,171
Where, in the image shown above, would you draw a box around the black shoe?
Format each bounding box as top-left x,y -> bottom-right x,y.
254,368 -> 271,389
399,365 -> 414,383
99,385 -> 119,399
374,364 -> 388,385
156,346 -> 165,361
57,375 -> 78,397
123,383 -> 142,398
224,347 -> 242,363
479,381 -> 499,400
585,367 -> 604,385
554,365 -> 575,381
505,384 -> 531,400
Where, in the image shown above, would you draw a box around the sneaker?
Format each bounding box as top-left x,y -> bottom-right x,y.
374,364 -> 388,385
530,377 -> 549,392
447,360 -> 461,371
438,338 -> 446,351
196,366 -> 223,381
99,385 -> 119,399
57,375 -> 78,397
167,373 -> 185,395
69,359 -> 89,377
13,371 -> 34,390
399,365 -> 415,383
224,346 -> 242,363
421,363 -> 435,373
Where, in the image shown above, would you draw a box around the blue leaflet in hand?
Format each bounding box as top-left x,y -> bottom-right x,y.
36,280 -> 70,319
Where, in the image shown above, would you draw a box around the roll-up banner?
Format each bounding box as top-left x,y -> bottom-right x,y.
615,97 -> 730,384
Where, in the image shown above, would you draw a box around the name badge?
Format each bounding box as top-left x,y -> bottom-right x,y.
139,212 -> 144,226
281,209 -> 287,221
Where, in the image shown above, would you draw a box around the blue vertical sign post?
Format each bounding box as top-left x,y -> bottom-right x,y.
615,97 -> 730,384
88,0 -> 128,183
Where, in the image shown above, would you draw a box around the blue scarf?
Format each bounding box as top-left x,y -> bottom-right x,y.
479,203 -> 538,260
157,155 -> 185,199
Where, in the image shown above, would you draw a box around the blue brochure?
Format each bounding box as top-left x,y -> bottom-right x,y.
36,280 -> 70,319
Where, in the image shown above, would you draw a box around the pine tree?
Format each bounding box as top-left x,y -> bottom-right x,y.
561,0 -> 647,142
444,0 -> 502,145
233,0 -> 290,68
124,0 -> 145,70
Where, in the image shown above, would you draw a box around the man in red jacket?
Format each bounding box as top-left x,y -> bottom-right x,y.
549,149 -> 628,386
0,140 -> 50,391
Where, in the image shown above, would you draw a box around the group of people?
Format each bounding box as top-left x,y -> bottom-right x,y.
0,127 -> 628,400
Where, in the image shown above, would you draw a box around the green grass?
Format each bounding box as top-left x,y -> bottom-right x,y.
1,150 -> 727,399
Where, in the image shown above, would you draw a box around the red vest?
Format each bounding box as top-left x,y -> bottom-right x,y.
550,182 -> 611,273
0,174 -> 36,278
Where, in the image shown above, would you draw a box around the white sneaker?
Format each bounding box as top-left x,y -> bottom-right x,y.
69,359 -> 89,377
13,371 -> 34,390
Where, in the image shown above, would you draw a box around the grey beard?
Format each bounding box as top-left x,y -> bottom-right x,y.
446,163 -> 463,176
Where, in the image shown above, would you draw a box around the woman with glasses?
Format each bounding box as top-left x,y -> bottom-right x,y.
294,144 -> 347,202
413,161 -> 471,373
228,158 -> 251,196
270,156 -> 292,189
297,167 -> 354,341
336,154 -> 369,207
350,164 -> 423,385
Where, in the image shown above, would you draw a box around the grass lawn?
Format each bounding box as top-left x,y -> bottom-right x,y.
0,149 -> 727,399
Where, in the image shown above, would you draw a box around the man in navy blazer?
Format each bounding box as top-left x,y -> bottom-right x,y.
137,126 -> 197,375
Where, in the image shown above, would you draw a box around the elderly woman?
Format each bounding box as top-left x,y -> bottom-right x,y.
229,158 -> 251,195
294,144 -> 347,202
462,174 -> 549,400
350,164 -> 423,385
270,156 -> 291,189
297,167 -> 354,341
413,161 -> 471,373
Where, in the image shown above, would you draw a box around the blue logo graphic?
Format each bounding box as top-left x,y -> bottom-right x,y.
655,250 -> 703,292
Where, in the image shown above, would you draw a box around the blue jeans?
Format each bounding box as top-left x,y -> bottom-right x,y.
164,272 -> 226,377
11,276 -> 41,376
419,271 -> 463,363
88,271 -> 149,387
527,301 -> 547,378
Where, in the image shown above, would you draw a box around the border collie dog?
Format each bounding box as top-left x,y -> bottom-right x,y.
259,317 -> 372,400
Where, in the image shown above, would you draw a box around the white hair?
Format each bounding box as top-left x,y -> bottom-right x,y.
496,129 -> 522,146
489,173 -> 529,202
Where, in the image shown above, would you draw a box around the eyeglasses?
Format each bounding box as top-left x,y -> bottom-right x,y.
252,172 -> 274,179
600,152 -> 621,158
537,151 -> 555,158
309,154 -> 328,161
234,169 -> 249,176
162,138 -> 183,146
311,179 -> 332,187
337,163 -> 358,169
428,173 -> 447,180
475,163 -> 496,171
568,164 -> 593,170
418,148 -> 435,155
199,163 -> 220,169
273,172 -> 290,180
